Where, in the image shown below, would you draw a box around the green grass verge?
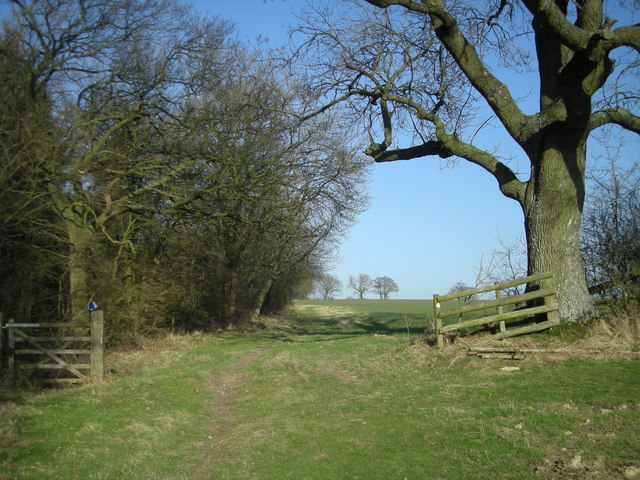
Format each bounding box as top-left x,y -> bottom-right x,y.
293,298 -> 434,338
293,298 -> 519,336
1,304 -> 638,479
295,298 -> 434,315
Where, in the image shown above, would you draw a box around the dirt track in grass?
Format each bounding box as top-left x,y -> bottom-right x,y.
190,345 -> 274,479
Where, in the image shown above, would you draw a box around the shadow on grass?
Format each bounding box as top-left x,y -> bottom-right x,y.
228,311 -> 429,344
0,382 -> 26,404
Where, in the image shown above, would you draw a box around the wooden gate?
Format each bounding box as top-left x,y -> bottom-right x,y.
433,272 -> 560,347
0,310 -> 104,384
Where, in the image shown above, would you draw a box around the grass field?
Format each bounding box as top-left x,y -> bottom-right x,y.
1,300 -> 638,479
294,298 -> 434,338
296,298 -> 434,315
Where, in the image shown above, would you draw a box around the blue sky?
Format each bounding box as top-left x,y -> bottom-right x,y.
192,0 -> 639,299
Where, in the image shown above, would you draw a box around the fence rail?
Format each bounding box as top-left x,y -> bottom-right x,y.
433,272 -> 559,347
0,310 -> 104,384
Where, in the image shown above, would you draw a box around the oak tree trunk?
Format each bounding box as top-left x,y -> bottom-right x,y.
523,128 -> 593,320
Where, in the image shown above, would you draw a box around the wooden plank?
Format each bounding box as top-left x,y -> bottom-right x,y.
440,288 -> 555,319
14,337 -> 92,342
37,330 -> 92,363
493,319 -> 560,339
15,349 -> 91,355
541,276 -> 559,325
4,323 -> 41,328
29,323 -> 91,328
4,323 -> 90,328
436,272 -> 553,302
17,364 -> 91,370
440,303 -> 558,333
12,329 -> 87,379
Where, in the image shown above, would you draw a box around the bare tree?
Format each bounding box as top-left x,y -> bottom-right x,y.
475,235 -> 528,296
581,154 -> 640,301
1,0 -> 371,333
179,55 -> 369,326
0,32 -> 64,320
289,0 -> 640,321
448,282 -> 477,303
316,274 -> 343,300
349,274 -> 373,299
372,276 -> 399,299
2,0 -> 230,322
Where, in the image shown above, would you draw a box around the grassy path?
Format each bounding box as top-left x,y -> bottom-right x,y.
192,345 -> 275,478
1,304 -> 639,479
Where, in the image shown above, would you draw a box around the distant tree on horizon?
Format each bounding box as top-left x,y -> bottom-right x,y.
315,273 -> 342,300
372,276 -> 399,299
448,282 -> 477,303
348,274 -> 372,299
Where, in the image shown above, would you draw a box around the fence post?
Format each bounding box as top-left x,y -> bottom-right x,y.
91,310 -> 104,381
495,285 -> 504,315
541,275 -> 560,324
495,285 -> 507,333
433,294 -> 443,348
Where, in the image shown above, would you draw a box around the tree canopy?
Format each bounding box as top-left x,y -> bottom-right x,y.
289,0 -> 639,321
0,0 -> 369,338
373,276 -> 399,299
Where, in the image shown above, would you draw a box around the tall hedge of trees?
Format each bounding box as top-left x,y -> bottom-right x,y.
0,0 -> 369,343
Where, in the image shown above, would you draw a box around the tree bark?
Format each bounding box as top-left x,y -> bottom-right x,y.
67,222 -> 92,324
523,127 -> 593,320
249,278 -> 274,323
223,268 -> 238,327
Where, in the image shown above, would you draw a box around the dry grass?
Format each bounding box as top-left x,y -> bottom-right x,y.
106,331 -> 216,376
290,304 -> 357,318
432,304 -> 640,363
583,307 -> 639,349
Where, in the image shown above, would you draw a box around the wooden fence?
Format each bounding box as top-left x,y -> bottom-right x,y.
433,272 -> 559,347
0,310 -> 104,384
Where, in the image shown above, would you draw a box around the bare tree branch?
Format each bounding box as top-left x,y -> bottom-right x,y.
589,107 -> 640,134
520,0 -> 594,51
364,0 -> 531,145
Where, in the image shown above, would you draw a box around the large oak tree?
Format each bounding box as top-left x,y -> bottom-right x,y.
293,0 -> 639,321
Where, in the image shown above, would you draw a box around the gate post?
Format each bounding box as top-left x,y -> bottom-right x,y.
91,310 -> 104,381
541,275 -> 559,325
433,294 -> 443,348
